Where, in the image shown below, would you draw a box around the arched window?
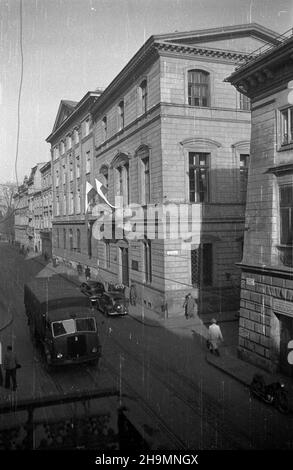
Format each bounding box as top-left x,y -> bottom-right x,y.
100,165 -> 109,189
188,70 -> 210,107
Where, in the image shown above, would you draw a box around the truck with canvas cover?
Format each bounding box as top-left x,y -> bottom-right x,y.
24,277 -> 101,366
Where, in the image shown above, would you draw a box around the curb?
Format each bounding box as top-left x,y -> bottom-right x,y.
0,311 -> 13,332
205,353 -> 249,388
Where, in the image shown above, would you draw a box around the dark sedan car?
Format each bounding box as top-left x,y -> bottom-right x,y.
80,281 -> 105,304
96,292 -> 128,316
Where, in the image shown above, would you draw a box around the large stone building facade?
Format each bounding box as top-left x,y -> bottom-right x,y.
227,32 -> 293,376
89,24 -> 279,316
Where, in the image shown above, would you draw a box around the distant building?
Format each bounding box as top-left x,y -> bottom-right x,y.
14,178 -> 29,249
39,161 -> 53,258
227,31 -> 293,375
0,183 -> 16,242
27,163 -> 48,252
90,23 -> 278,316
46,93 -> 103,273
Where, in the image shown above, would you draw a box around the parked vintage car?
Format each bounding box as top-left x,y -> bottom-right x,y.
96,291 -> 128,317
80,281 -> 105,304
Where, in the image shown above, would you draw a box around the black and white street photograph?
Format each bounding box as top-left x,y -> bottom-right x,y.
1,0 -> 293,462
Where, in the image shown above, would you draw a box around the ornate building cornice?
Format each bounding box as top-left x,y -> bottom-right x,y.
226,34 -> 293,99
155,41 -> 250,63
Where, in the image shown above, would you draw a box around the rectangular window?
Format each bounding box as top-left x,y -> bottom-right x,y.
188,70 -> 209,107
70,162 -> 73,181
189,152 -> 209,202
55,169 -> 59,187
280,107 -> 293,145
118,101 -> 124,130
63,228 -> 66,249
84,118 -> 90,137
139,80 -> 147,114
239,93 -> 251,111
62,165 -> 66,184
280,186 -> 293,246
63,193 -> 67,215
77,228 -> 81,253
86,152 -> 91,174
279,185 -> 293,267
125,163 -> 130,205
105,242 -> 111,268
76,157 -> 80,178
69,229 -> 73,251
102,116 -> 107,141
69,193 -> 74,214
142,157 -> 150,204
76,189 -> 81,213
240,154 -> 250,202
74,129 -> 79,144
116,164 -> 130,205
54,147 -> 59,160
144,240 -> 152,283
56,196 -> 60,216
56,228 -> 59,248
67,135 -> 72,150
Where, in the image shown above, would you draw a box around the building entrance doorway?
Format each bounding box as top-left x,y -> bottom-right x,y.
191,243 -> 213,288
279,314 -> 293,377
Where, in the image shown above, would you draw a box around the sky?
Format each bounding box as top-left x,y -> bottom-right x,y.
0,0 -> 292,185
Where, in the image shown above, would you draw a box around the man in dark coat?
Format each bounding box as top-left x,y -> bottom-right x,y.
4,345 -> 19,391
183,293 -> 196,319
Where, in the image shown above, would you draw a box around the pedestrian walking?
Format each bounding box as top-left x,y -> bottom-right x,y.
183,293 -> 196,319
77,262 -> 83,276
85,265 -> 91,281
4,345 -> 20,391
207,319 -> 223,356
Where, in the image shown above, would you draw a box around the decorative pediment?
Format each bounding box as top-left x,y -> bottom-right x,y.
180,137 -> 222,149
134,144 -> 151,158
231,140 -> 250,151
110,151 -> 131,169
99,164 -> 109,175
52,100 -> 77,134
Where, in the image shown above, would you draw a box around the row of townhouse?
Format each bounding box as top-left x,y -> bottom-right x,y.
46,23 -> 280,317
14,162 -> 53,257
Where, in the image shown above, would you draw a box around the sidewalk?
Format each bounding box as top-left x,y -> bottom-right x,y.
0,299 -> 13,332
